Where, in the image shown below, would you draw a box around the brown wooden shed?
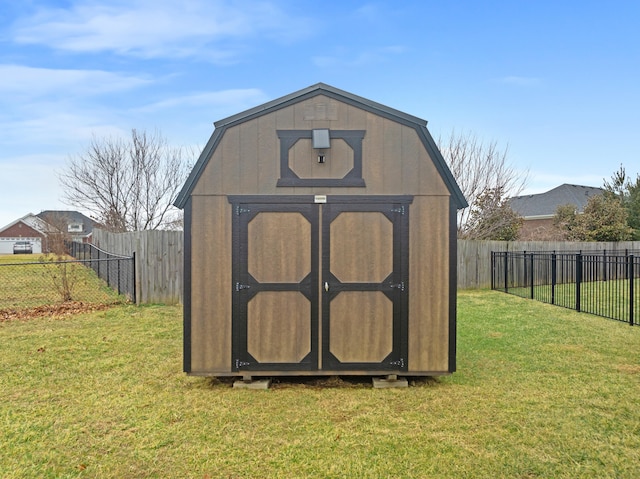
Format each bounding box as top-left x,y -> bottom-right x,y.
174,83 -> 467,379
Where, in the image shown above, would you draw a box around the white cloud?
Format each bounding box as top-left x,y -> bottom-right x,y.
0,155 -> 71,228
11,0 -> 312,60
312,45 -> 406,68
135,88 -> 269,113
0,64 -> 150,98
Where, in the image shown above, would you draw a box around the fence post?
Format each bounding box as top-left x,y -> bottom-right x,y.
529,253 -> 535,300
504,252 -> 508,293
132,251 -> 138,305
576,253 -> 582,312
491,251 -> 496,291
629,254 -> 634,326
551,252 -> 556,305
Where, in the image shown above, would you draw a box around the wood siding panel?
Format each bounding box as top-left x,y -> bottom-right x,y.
189,196 -> 232,373
220,126 -> 241,194
247,212 -> 311,284
409,195 -> 450,372
329,291 -> 393,363
289,138 -> 353,180
381,120 -> 403,194
257,114 -> 279,195
247,291 -> 311,363
363,112 -> 385,193
239,120 -> 259,194
329,211 -> 393,284
401,126 -> 421,194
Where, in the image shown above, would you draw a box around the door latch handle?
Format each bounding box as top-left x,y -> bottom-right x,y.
324,282 -> 329,292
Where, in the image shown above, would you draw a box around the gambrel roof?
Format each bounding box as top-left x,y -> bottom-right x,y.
174,83 -> 467,209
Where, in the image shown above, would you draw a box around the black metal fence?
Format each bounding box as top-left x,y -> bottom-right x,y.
0,245 -> 135,312
491,250 -> 640,325
69,242 -> 136,303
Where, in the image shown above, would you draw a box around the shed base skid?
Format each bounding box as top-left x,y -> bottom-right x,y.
372,375 -> 409,389
233,378 -> 272,390
188,370 -> 451,377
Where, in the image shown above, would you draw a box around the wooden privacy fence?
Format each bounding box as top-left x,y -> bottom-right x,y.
91,230 -> 640,303
92,229 -> 183,304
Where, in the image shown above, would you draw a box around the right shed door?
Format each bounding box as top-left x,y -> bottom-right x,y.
321,200 -> 409,371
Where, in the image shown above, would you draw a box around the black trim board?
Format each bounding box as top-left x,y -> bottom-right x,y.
448,197 -> 458,372
228,195 -> 413,205
276,129 -> 366,188
174,127 -> 223,208
183,197 -> 193,373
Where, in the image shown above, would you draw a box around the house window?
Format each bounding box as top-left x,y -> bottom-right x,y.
68,223 -> 83,233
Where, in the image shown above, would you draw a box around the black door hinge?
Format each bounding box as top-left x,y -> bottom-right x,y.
236,206 -> 251,215
235,282 -> 251,292
389,358 -> 405,368
235,359 -> 251,369
391,206 -> 405,215
389,281 -> 405,292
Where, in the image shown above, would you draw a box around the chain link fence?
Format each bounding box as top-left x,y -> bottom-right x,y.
0,243 -> 135,314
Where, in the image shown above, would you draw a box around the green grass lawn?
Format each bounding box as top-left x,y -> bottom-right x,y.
2,291 -> 640,478
507,277 -> 640,324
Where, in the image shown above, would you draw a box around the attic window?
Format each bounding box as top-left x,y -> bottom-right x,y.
68,223 -> 83,233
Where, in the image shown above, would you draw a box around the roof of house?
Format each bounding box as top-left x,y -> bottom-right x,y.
36,210 -> 96,236
174,82 -> 468,209
510,184 -> 604,218
0,213 -> 48,235
1,210 -> 97,238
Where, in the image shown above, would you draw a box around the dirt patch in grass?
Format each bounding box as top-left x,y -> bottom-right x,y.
616,364 -> 640,375
0,301 -> 116,322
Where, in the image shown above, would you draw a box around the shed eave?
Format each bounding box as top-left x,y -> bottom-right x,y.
418,125 -> 468,209
173,127 -> 225,209
214,83 -> 429,129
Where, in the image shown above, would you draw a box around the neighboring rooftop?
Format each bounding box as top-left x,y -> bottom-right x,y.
510,184 -> 604,218
36,210 -> 97,236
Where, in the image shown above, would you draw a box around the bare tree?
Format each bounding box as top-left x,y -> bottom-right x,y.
437,130 -> 528,237
464,187 -> 523,240
59,129 -> 194,232
38,212 -> 79,302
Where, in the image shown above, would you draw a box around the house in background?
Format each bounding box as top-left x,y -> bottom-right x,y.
510,184 -> 604,240
36,210 -> 96,244
0,214 -> 48,254
0,210 -> 96,254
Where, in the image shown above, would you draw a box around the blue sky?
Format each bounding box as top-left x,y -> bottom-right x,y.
2,0 -> 639,228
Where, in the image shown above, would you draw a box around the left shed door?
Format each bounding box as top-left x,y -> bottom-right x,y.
232,202 -> 319,371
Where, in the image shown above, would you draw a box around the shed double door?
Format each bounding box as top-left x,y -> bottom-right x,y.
231,196 -> 410,373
